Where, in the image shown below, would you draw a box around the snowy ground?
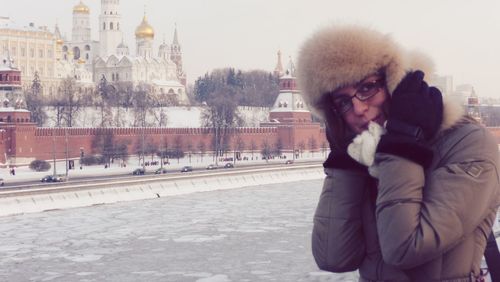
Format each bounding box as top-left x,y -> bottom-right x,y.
43,106 -> 270,128
0,179 -> 358,282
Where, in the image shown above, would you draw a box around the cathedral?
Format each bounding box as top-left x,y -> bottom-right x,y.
61,0 -> 188,104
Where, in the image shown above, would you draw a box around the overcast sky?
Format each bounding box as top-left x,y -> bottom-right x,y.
2,0 -> 500,97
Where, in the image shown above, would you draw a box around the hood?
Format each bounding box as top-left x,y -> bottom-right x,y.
296,24 -> 462,131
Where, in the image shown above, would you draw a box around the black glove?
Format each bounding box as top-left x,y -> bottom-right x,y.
376,70 -> 443,168
323,123 -> 367,172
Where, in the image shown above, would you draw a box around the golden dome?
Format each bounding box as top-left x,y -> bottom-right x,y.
56,39 -> 64,45
73,1 -> 90,14
135,15 -> 154,39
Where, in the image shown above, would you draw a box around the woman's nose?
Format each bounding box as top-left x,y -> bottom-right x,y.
351,97 -> 369,115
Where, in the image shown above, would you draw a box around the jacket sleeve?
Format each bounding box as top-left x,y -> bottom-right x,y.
374,126 -> 500,269
312,167 -> 372,272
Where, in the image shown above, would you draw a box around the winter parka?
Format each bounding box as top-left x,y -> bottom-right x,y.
296,24 -> 500,281
312,114 -> 500,281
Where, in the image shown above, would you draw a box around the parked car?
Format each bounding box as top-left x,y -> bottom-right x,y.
155,168 -> 167,174
223,163 -> 234,169
206,164 -> 218,170
40,174 -> 65,182
181,166 -> 193,172
285,160 -> 294,164
132,168 -> 146,175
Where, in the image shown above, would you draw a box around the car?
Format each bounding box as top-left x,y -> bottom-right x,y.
40,175 -> 65,182
206,164 -> 218,170
285,160 -> 294,164
155,168 -> 167,174
223,163 -> 234,169
181,166 -> 193,172
0,177 -> 4,186
132,168 -> 146,175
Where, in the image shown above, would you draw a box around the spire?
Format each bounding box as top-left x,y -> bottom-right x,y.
286,56 -> 296,77
54,23 -> 62,39
172,23 -> 179,45
274,50 -> 284,77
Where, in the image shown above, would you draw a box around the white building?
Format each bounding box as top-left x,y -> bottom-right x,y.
60,1 -> 99,75
0,16 -> 61,97
94,8 -> 188,104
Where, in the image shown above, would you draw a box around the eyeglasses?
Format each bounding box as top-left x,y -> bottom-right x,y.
330,78 -> 385,115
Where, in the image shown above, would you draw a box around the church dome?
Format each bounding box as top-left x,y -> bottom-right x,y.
135,16 -> 154,39
73,1 -> 90,14
56,38 -> 64,45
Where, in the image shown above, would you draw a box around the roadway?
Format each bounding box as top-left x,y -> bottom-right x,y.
0,160 -> 322,191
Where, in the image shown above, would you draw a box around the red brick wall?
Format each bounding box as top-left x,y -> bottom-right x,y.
12,125 -> 326,163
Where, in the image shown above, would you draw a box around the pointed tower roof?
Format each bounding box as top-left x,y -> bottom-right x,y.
274,50 -> 284,77
54,23 -> 64,45
172,24 -> 179,45
285,56 -> 296,77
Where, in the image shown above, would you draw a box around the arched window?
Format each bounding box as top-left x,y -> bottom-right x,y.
86,53 -> 89,60
117,22 -> 120,30
73,47 -> 80,60
84,45 -> 90,51
110,22 -> 114,30
103,22 -> 106,30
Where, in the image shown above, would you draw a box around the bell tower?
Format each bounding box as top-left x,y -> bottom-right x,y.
99,0 -> 122,57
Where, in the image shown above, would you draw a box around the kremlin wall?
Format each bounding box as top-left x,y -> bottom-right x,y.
0,73 -> 327,167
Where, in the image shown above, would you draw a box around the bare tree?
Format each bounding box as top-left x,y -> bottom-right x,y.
308,136 -> 317,157
144,140 -> 158,162
60,77 -> 81,127
197,139 -> 206,162
200,85 -> 242,162
298,141 -> 306,158
260,139 -> 272,162
96,75 -> 114,127
250,139 -> 257,160
132,83 -> 155,127
234,135 -> 245,162
173,135 -> 184,163
273,138 -> 283,157
24,71 -> 47,126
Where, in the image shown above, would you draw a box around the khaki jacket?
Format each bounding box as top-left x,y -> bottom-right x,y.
312,118 -> 500,281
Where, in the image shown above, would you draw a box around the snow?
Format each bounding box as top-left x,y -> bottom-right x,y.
42,106 -> 270,128
0,179 -> 356,281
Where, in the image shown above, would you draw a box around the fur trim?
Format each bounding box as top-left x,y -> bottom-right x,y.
297,24 -> 434,120
440,94 -> 465,131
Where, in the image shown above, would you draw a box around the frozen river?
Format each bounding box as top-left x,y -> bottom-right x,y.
0,179 -> 358,282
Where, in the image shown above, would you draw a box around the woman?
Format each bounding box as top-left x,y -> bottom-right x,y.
297,25 -> 499,281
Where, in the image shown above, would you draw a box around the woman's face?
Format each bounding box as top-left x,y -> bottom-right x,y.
330,74 -> 389,134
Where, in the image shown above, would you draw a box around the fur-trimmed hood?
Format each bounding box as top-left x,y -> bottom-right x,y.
296,24 -> 463,132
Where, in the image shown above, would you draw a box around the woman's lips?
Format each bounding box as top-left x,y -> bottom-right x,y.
359,115 -> 384,131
